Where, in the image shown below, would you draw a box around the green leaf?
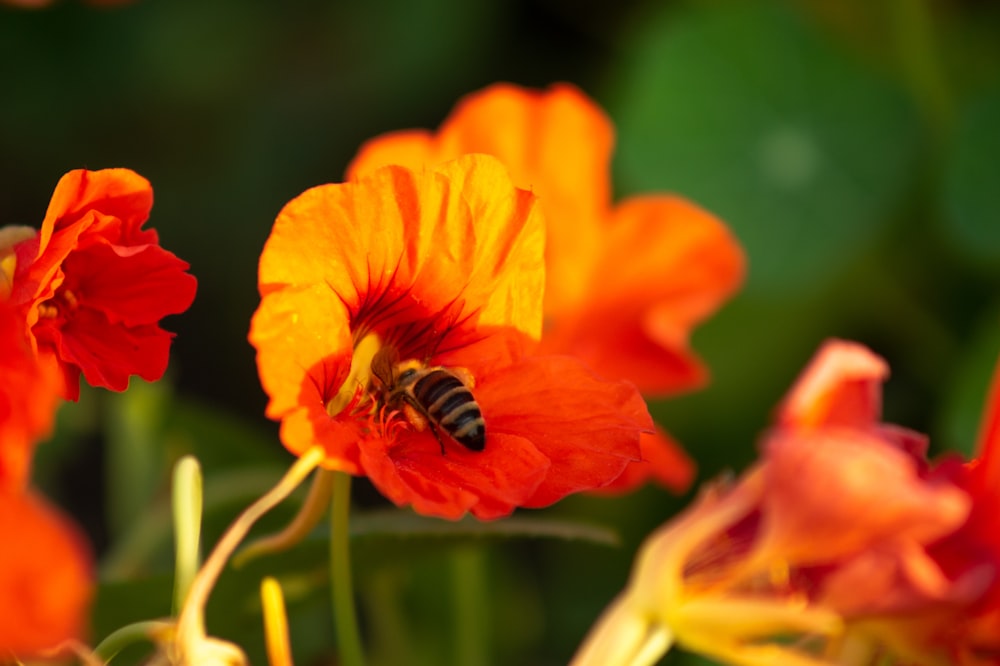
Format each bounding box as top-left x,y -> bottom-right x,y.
612,4 -> 920,296
942,85 -> 1000,265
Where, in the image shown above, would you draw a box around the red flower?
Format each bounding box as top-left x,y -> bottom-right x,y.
347,83 -> 745,494
8,169 -> 197,400
0,300 -> 93,657
250,155 -> 651,519
918,357 -> 1000,664
0,298 -> 61,489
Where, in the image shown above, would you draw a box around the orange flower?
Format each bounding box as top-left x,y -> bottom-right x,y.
8,169 -> 197,400
250,155 -> 651,519
0,489 -> 94,658
572,340 -> 982,666
0,301 -> 93,658
347,83 -> 745,493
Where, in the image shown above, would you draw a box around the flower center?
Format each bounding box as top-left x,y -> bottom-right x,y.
38,288 -> 80,320
326,332 -> 382,418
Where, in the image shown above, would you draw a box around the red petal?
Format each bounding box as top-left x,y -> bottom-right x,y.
0,305 -> 62,488
64,242 -> 196,326
591,427 -> 696,495
474,355 -> 649,507
360,430 -> 550,520
973,352 -> 1000,496
54,308 -> 174,392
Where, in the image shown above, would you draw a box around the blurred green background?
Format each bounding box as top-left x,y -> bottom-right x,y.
4,0 -> 1000,664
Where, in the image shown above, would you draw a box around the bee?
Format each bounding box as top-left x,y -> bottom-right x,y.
369,346 -> 486,453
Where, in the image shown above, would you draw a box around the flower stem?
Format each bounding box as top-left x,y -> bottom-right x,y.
451,545 -> 489,666
234,468 -> 335,568
175,448 -> 324,657
92,620 -> 173,662
331,471 -> 365,666
172,456 -> 203,614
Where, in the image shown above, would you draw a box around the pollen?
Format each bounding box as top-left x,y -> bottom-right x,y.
37,288 -> 80,320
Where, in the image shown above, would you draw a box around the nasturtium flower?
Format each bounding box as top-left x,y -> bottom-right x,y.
0,489 -> 93,659
7,168 -> 197,400
347,83 -> 745,494
250,155 -> 652,519
0,301 -> 92,658
572,340 -> 991,666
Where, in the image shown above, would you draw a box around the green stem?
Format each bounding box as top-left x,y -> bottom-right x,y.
451,546 -> 489,666
331,472 -> 365,666
92,620 -> 173,662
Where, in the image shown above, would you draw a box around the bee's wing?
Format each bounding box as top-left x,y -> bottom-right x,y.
370,345 -> 400,388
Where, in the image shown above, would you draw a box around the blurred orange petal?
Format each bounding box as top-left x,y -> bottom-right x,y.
776,339 -> 889,430
541,195 -> 745,396
0,489 -> 93,658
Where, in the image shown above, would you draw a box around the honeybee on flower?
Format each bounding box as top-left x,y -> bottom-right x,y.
347,82 -> 746,494
250,154 -> 653,519
369,345 -> 486,454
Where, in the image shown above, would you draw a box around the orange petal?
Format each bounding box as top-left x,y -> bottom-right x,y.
347,130 -> 436,179
436,84 -> 613,316
430,156 -> 544,338
592,427 -> 696,495
540,194 -> 745,396
775,339 -> 889,430
251,156 -> 545,468
0,489 -> 93,658
38,169 -> 153,252
346,83 -> 614,318
759,428 -> 970,565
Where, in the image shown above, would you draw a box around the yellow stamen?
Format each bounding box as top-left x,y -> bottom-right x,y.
261,577 -> 294,666
37,288 -> 81,319
327,332 -> 382,417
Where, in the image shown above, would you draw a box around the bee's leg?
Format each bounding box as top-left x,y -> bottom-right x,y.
399,395 -> 447,455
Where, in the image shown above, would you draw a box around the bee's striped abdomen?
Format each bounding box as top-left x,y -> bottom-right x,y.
413,369 -> 486,451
